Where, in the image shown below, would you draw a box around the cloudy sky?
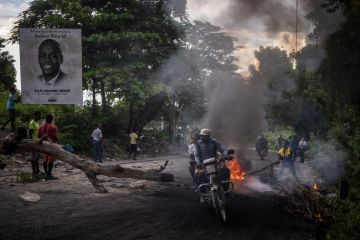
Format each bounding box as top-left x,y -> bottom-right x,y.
187,0 -> 308,73
0,0 -> 30,89
0,0 -> 307,88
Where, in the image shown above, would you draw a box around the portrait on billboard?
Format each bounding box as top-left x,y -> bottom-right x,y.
19,28 -> 82,104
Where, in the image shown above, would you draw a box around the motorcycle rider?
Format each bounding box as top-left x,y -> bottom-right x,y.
255,134 -> 268,160
194,128 -> 230,189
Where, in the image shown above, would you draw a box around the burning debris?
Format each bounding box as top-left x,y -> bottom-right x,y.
226,159 -> 246,181
277,182 -> 337,225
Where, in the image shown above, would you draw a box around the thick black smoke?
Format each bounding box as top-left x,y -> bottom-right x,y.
203,70 -> 266,145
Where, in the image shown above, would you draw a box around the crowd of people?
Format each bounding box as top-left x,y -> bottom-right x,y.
1,87 -> 308,182
256,134 -> 308,180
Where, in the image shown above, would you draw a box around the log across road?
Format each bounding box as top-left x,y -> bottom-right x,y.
0,150 -> 318,240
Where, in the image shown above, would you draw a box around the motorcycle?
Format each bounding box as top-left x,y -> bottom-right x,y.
197,150 -> 235,224
256,146 -> 268,160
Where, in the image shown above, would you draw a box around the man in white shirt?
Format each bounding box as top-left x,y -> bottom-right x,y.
298,137 -> 307,163
91,124 -> 103,162
188,140 -> 197,184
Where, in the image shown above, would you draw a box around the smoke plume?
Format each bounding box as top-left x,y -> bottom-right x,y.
202,70 -> 266,145
309,139 -> 345,184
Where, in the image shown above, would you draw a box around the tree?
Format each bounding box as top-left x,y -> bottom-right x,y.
249,46 -> 296,128
10,0 -> 180,129
0,37 -> 16,90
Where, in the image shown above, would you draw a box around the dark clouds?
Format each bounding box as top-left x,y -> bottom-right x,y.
213,0 -> 344,39
219,0 -> 306,35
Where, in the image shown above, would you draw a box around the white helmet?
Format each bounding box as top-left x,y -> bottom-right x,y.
200,128 -> 211,136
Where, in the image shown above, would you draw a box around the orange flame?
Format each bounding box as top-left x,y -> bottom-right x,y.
226,160 -> 246,181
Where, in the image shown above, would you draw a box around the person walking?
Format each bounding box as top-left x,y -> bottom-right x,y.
38,114 -> 59,180
128,129 -> 138,160
298,137 -> 307,163
278,140 -> 297,180
1,87 -> 19,131
29,111 -> 42,175
91,124 -> 103,163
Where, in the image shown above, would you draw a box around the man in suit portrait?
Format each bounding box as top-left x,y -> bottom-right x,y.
37,39 -> 67,86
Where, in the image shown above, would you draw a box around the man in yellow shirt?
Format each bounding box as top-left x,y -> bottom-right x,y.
29,111 -> 42,175
278,140 -> 297,180
128,130 -> 138,160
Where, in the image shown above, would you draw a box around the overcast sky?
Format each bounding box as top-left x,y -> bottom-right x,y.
0,0 -> 306,89
0,0 -> 30,89
187,0 -> 307,74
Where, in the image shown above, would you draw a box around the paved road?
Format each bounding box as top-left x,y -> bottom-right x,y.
122,148 -> 317,188
0,150 -> 318,240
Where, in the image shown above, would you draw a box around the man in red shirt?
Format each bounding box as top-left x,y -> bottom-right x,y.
38,114 -> 58,180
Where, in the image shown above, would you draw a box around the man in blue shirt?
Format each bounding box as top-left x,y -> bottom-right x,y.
1,87 -> 18,131
195,129 -> 230,187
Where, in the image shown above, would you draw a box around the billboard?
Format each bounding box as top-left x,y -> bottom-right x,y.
19,28 -> 82,104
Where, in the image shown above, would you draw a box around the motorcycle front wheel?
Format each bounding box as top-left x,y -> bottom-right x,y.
211,189 -> 227,224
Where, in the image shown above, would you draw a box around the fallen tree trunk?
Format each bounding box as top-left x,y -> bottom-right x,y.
1,135 -> 174,193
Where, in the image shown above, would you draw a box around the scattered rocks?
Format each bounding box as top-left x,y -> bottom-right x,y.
325,193 -> 337,200
130,180 -> 148,189
115,183 -> 127,188
20,191 -> 41,202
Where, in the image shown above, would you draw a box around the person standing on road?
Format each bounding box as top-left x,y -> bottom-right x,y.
38,114 -> 59,180
290,135 -> 298,161
188,139 -> 197,184
128,129 -> 138,160
1,87 -> 19,131
278,140 -> 297,180
175,127 -> 184,155
29,111 -> 42,175
91,124 -> 103,163
255,134 -> 268,160
298,137 -> 307,163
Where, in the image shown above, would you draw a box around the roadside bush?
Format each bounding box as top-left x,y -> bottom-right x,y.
265,126 -> 295,150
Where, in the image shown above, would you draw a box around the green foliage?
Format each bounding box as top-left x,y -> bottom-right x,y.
250,46 -> 297,128
264,127 -> 295,150
326,201 -> 360,240
0,37 -> 16,90
16,172 -> 43,183
11,0 -> 180,128
56,105 -> 128,152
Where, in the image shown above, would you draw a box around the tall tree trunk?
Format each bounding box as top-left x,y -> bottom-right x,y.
100,79 -> 106,113
92,78 -> 97,116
